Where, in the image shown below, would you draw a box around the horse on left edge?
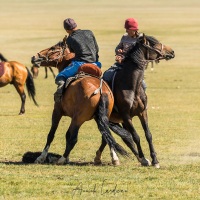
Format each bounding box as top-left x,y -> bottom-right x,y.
0,56 -> 38,115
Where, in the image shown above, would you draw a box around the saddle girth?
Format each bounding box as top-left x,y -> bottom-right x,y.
64,72 -> 101,89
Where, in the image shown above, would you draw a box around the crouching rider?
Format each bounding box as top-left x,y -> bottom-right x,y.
54,18 -> 101,102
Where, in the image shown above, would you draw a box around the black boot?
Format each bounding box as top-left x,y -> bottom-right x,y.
54,78 -> 65,103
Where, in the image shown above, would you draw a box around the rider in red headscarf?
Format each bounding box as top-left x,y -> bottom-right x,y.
103,18 -> 147,91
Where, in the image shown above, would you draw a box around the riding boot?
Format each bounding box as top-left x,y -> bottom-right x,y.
54,77 -> 65,103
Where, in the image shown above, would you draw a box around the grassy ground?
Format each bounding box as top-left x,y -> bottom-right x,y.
0,0 -> 200,199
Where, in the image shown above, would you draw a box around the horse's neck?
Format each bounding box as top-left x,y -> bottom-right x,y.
123,61 -> 144,80
57,60 -> 71,72
122,61 -> 144,92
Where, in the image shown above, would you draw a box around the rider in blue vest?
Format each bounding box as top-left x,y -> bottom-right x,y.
54,18 -> 101,102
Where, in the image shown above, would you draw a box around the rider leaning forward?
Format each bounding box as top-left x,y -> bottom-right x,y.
103,18 -> 147,90
54,18 -> 101,102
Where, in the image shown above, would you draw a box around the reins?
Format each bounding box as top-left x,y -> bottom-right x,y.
37,36 -> 69,67
124,35 -> 167,70
142,40 -> 165,63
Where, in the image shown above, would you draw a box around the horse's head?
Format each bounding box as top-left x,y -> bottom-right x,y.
136,33 -> 175,62
31,36 -> 75,68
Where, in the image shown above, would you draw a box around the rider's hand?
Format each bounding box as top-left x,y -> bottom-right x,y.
115,55 -> 123,63
117,49 -> 123,54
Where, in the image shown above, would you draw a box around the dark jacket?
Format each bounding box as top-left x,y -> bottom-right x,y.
66,29 -> 99,63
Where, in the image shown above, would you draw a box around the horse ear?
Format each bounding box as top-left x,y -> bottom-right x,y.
62,35 -> 68,44
137,33 -> 146,44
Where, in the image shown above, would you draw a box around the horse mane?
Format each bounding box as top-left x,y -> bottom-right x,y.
145,35 -> 160,46
124,41 -> 147,68
124,35 -> 160,68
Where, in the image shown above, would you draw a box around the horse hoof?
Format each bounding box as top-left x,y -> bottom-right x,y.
19,112 -> 25,115
112,159 -> 120,166
35,157 -> 44,164
57,157 -> 66,165
153,163 -> 160,169
65,157 -> 70,164
94,150 -> 102,165
141,157 -> 151,166
94,158 -> 102,165
57,156 -> 69,165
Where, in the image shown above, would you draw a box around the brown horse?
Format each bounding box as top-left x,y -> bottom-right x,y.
0,60 -> 38,115
95,33 -> 175,168
31,40 -> 131,165
31,65 -> 56,79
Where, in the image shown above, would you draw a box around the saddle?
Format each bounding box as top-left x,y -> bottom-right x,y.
78,63 -> 102,77
0,62 -> 5,77
65,63 -> 102,88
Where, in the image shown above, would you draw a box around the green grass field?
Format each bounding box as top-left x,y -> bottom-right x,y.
0,0 -> 200,199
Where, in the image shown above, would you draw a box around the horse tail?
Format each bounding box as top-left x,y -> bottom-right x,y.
25,67 -> 39,106
109,122 -> 134,144
95,93 -> 129,157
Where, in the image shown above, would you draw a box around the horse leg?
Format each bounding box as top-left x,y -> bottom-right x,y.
94,136 -> 120,166
31,66 -> 38,78
139,111 -> 160,168
13,83 -> 26,115
35,105 -> 63,163
94,94 -> 129,166
94,136 -> 107,165
49,67 -> 56,78
122,119 -> 151,166
57,121 -> 80,165
44,67 -> 48,78
109,122 -> 143,163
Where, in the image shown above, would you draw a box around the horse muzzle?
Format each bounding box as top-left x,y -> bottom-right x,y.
31,56 -> 43,67
165,50 -> 175,60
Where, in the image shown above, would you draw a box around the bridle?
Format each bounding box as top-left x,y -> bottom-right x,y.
142,40 -> 166,63
36,36 -> 69,67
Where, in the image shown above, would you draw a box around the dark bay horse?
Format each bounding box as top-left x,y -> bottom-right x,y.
95,33 -> 175,168
0,60 -> 38,115
31,40 -> 131,165
31,36 -> 72,78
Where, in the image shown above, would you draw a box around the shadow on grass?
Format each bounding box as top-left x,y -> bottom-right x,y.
0,151 -> 112,166
0,160 -> 112,166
